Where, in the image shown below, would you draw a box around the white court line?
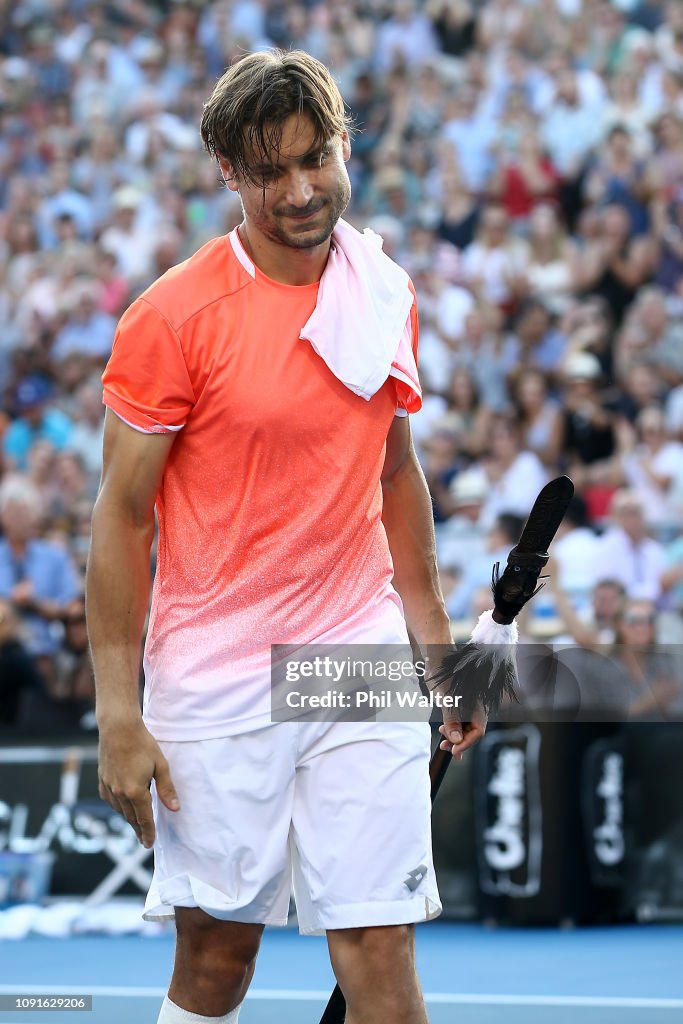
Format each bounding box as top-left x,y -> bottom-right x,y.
0,986 -> 682,1009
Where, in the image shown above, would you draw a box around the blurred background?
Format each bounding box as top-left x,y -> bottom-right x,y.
1,0 -> 683,944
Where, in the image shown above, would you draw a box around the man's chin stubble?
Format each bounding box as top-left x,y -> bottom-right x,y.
271,214 -> 338,250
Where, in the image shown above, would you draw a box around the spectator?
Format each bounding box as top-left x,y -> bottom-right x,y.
593,489 -> 667,600
616,287 -> 683,387
550,573 -> 626,648
374,0 -> 439,73
489,128 -> 560,226
504,299 -> 566,373
421,425 -> 465,524
601,71 -> 656,156
559,351 -> 616,486
661,531 -> 683,609
473,413 -> 548,529
522,203 -> 579,316
0,598 -> 44,728
446,512 -> 525,620
617,405 -> 683,530
613,361 -> 665,422
612,599 -> 678,720
582,125 -> 658,237
461,204 -> 528,312
437,469 -> 489,569
0,475 -> 80,684
426,0 -> 476,58
65,379 -> 105,478
53,597 -> 96,728
510,368 -> 563,467
3,376 -> 73,472
450,304 -> 511,411
52,282 -> 116,363
550,495 -> 602,599
576,204 -> 656,324
441,85 -> 496,192
666,381 -> 683,439
562,295 -> 615,379
436,157 -> 481,251
651,112 -> 683,199
541,68 -> 605,184
99,186 -> 157,287
477,0 -> 530,54
653,186 -> 683,291
444,368 -> 492,458
49,452 -> 94,526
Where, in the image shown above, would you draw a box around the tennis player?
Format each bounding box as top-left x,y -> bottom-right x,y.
87,50 -> 485,1024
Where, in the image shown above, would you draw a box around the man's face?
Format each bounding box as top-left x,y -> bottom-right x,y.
219,114 -> 351,251
615,502 -> 646,541
0,500 -> 36,542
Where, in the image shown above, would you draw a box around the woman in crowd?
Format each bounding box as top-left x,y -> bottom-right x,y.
617,405 -> 683,532
612,599 -> 679,720
523,203 -> 579,315
510,367 -> 563,467
489,128 -> 560,227
445,367 -> 493,458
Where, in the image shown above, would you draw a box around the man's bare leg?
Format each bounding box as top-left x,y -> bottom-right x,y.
327,924 -> 428,1024
158,908 -> 263,1021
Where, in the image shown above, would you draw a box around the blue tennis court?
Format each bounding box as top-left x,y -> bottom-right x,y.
2,921 -> 682,1024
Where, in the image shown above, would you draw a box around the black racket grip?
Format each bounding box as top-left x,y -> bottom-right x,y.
319,983 -> 347,1024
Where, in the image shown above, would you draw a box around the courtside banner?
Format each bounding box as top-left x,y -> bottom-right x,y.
473,722 -> 626,925
474,724 -> 543,899
0,745 -> 148,899
270,643 -> 683,724
580,736 -> 626,887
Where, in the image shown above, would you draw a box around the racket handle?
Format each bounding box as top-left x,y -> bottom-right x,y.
429,746 -> 452,802
319,983 -> 346,1024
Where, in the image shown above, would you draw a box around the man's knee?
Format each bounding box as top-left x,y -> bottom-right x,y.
327,923 -> 416,988
172,909 -> 263,1007
327,925 -> 426,1023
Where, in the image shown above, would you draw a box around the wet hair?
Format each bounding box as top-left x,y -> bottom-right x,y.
200,50 -> 352,186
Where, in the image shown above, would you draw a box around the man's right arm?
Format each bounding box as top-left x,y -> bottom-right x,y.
86,409 -> 180,848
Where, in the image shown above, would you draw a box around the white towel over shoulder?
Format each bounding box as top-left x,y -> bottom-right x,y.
300,218 -> 422,412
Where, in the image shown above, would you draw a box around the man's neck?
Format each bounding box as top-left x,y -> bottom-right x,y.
238,222 -> 330,285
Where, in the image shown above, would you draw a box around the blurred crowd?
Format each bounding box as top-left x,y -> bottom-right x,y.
1,0 -> 683,731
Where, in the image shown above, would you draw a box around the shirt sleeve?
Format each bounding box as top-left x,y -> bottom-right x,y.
395,291 -> 421,417
102,297 -> 195,434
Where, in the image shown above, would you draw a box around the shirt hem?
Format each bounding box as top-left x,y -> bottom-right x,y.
143,709 -> 276,742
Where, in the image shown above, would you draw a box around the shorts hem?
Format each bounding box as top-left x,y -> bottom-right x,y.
298,894 -> 442,936
142,905 -> 289,928
143,872 -> 289,928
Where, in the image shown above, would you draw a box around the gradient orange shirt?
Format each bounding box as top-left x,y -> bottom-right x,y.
102,229 -> 419,739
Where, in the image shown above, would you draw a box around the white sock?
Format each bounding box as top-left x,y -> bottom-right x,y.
156,995 -> 242,1023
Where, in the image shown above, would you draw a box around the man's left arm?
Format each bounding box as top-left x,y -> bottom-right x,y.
381,415 -> 486,757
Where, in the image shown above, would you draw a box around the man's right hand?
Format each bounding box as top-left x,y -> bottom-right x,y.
98,719 -> 180,849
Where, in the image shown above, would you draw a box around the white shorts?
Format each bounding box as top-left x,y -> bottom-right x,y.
143,719 -> 442,935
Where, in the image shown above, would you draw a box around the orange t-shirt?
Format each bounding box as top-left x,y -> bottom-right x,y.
102,229 -> 420,739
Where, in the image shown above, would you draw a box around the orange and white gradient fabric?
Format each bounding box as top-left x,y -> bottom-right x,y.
102,229 -> 421,740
